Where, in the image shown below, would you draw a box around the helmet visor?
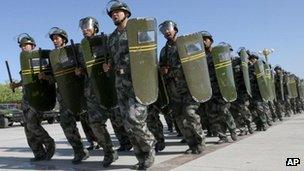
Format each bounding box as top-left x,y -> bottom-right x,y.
107,0 -> 124,14
16,33 -> 31,44
158,22 -> 175,35
48,27 -> 61,37
79,18 -> 95,30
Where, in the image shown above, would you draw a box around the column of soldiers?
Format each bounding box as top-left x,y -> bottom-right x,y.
7,0 -> 304,170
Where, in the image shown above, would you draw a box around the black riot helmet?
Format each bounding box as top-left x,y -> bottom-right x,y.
48,27 -> 69,44
107,0 -> 131,18
17,33 -> 36,47
274,65 -> 282,71
79,17 -> 100,33
200,31 -> 214,43
218,42 -> 233,51
158,20 -> 178,35
247,51 -> 259,60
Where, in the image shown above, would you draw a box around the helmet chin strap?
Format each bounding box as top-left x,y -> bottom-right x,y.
114,15 -> 127,26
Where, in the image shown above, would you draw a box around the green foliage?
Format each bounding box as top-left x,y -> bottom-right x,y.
0,83 -> 22,103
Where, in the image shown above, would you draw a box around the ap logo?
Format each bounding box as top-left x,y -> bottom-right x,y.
286,158 -> 300,166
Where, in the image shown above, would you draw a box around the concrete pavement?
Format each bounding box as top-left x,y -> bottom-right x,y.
0,114 -> 303,171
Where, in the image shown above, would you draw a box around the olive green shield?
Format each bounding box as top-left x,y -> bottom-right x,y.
81,35 -> 117,108
49,44 -> 85,114
299,80 -> 304,99
176,32 -> 212,102
289,75 -> 298,98
239,49 -> 252,97
20,50 -> 56,111
126,18 -> 158,105
211,44 -> 236,102
264,63 -> 274,101
284,74 -> 292,98
254,60 -> 270,102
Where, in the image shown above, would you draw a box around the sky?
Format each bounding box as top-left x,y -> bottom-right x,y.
0,0 -> 304,83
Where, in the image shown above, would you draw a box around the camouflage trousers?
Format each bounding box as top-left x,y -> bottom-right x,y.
274,100 -> 284,120
205,98 -> 236,139
284,98 -> 292,116
171,102 -> 205,148
85,94 -> 115,154
230,99 -> 252,129
79,112 -> 97,144
146,105 -> 164,144
23,108 -> 55,158
58,92 -> 84,155
116,90 -> 155,160
268,101 -> 279,121
290,98 -> 297,114
197,103 -> 213,135
249,101 -> 267,129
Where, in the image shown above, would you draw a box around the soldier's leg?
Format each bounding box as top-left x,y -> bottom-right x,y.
79,112 -> 98,150
147,106 -> 165,153
174,103 -> 205,154
59,103 -> 88,164
268,101 -> 277,121
109,107 -> 133,151
274,101 -> 283,121
162,107 -> 174,132
120,98 -> 155,169
255,102 -> 267,131
23,109 -> 46,161
26,109 -> 55,161
198,104 -> 213,137
263,102 -> 273,126
220,101 -> 237,141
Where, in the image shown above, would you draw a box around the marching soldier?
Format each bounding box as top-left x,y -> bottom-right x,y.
200,32 -> 238,143
47,27 -> 89,164
107,0 -> 155,169
159,20 -> 206,153
10,33 -> 55,161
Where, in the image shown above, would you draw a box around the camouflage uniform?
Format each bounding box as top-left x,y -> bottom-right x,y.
108,28 -> 155,162
204,53 -> 237,141
22,91 -> 55,160
159,41 -> 205,153
230,57 -> 253,134
248,64 -> 267,131
273,72 -> 284,120
57,90 -> 86,157
283,74 -> 292,116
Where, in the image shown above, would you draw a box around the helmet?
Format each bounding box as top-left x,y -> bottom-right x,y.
247,51 -> 259,60
158,20 -> 178,35
218,42 -> 233,51
48,27 -> 69,44
107,0 -> 131,18
200,31 -> 213,42
79,17 -> 99,33
17,33 -> 36,47
274,65 -> 282,71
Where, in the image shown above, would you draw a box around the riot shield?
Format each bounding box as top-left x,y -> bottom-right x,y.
211,44 -> 237,102
126,17 -> 158,105
284,74 -> 292,99
289,75 -> 298,98
239,49 -> 252,97
20,49 -> 56,111
81,34 -> 117,108
299,80 -> 304,99
264,63 -> 274,101
254,60 -> 270,102
49,44 -> 85,114
176,32 -> 212,102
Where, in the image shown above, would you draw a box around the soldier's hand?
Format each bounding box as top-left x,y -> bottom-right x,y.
38,72 -> 47,80
102,63 -> 110,73
75,67 -> 83,76
160,66 -> 169,75
10,82 -> 19,89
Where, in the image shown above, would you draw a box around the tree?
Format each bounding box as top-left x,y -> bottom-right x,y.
0,83 -> 22,103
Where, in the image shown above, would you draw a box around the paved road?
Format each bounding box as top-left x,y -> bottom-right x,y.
0,114 -> 303,171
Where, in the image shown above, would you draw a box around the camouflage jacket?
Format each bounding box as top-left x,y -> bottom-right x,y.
231,57 -> 248,99
159,42 -> 196,104
274,72 -> 284,101
248,64 -> 262,101
108,28 -> 135,98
